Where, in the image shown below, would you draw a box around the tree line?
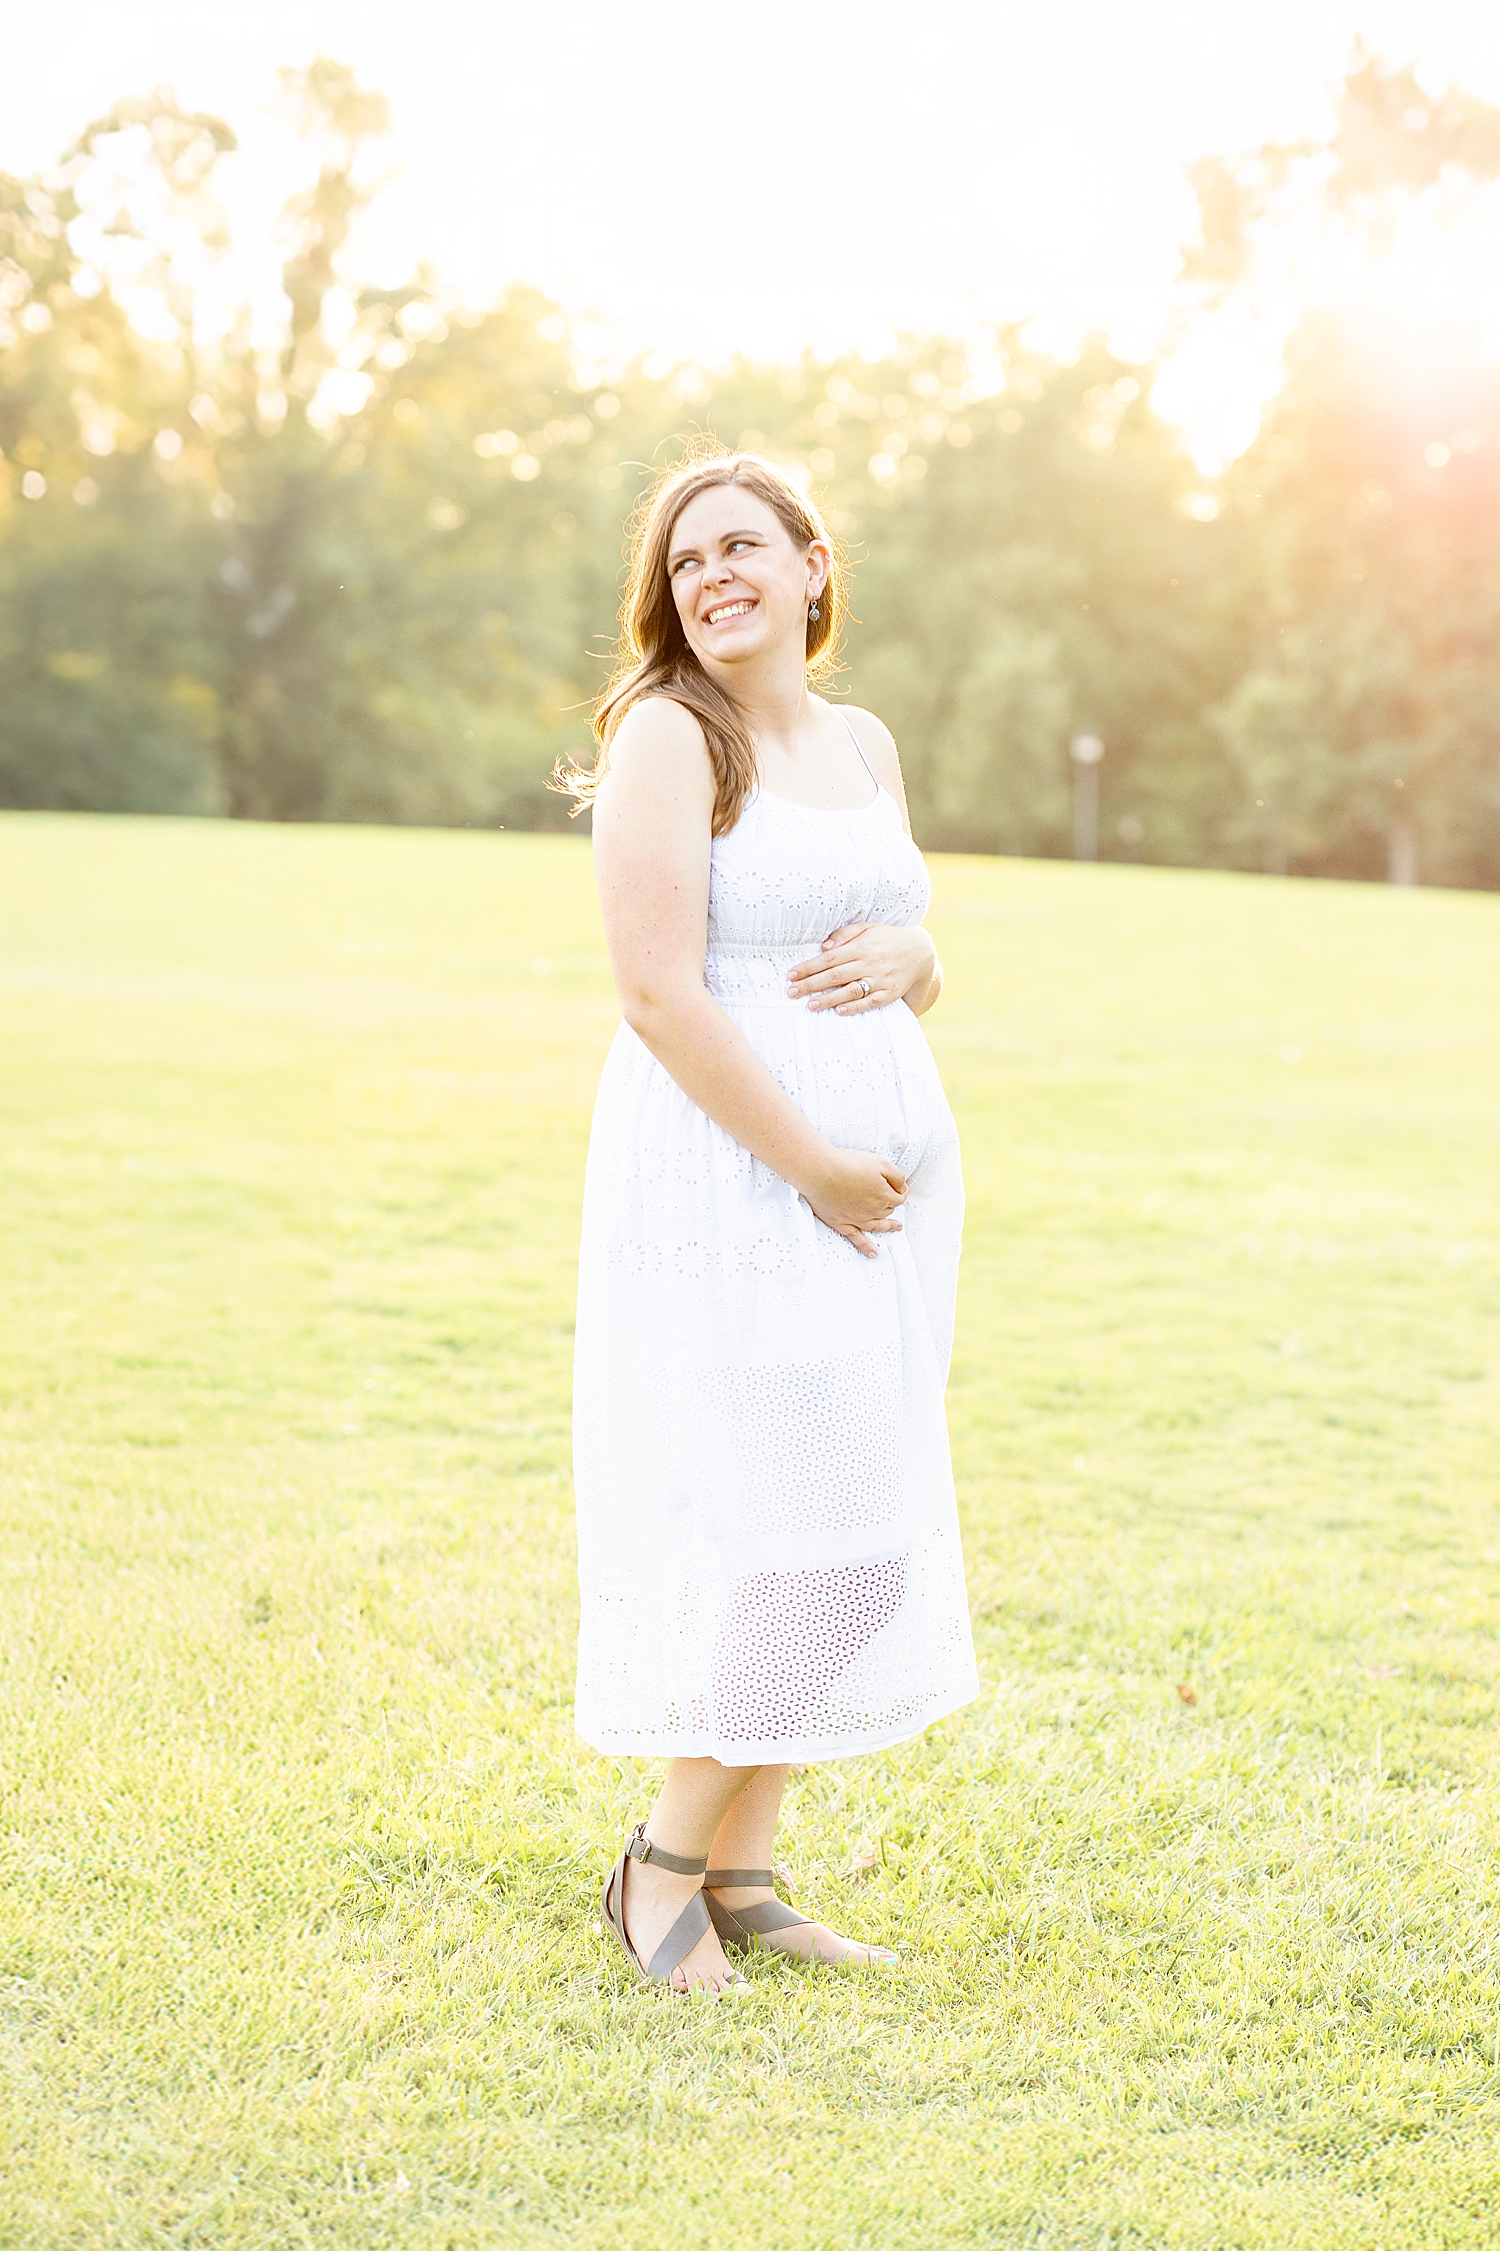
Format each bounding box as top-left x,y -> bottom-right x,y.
2,54 -> 1498,888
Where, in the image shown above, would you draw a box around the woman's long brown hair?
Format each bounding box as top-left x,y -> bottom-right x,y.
555,446 -> 849,837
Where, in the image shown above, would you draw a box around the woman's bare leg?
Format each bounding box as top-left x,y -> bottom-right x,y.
620,1756 -> 759,1992
706,1764 -> 895,1964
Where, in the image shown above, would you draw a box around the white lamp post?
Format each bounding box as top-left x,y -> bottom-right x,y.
1070,733 -> 1104,861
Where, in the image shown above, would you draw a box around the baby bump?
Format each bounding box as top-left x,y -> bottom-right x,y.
732,997 -> 954,1187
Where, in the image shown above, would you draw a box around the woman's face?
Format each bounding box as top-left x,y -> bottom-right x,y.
665,484 -> 828,673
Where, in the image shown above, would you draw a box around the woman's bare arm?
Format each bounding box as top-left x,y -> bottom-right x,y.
590,699 -> 907,1256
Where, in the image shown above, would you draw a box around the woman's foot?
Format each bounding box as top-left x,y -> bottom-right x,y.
621,1857 -> 748,1993
706,1884 -> 897,1965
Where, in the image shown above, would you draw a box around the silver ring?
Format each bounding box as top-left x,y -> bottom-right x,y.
858,979 -> 871,999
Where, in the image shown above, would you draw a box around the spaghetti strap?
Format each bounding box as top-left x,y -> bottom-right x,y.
839,712 -> 880,794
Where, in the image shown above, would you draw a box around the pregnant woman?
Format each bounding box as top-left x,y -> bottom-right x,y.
564,451 -> 978,1994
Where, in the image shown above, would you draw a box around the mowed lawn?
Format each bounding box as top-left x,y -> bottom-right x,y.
2,812 -> 1499,2251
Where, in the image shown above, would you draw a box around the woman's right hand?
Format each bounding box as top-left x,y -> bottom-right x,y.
799,1147 -> 908,1258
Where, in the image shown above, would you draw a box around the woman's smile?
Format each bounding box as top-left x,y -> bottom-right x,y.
703,597 -> 758,627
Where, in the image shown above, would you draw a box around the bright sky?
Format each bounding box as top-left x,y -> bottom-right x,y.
8,1 -> 1500,461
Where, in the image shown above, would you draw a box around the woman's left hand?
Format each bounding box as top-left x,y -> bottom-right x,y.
786,922 -> 937,1014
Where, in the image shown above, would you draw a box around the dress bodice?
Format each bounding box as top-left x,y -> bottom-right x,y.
704,786 -> 930,1004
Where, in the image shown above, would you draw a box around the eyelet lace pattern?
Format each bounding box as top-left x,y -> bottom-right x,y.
574,783 -> 979,1762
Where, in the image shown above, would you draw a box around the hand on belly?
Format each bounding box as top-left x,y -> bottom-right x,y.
786,922 -> 936,1015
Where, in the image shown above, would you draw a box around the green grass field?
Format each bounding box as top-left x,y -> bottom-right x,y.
2,812 -> 1498,2250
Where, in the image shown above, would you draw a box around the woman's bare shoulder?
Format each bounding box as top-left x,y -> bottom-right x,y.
835,703 -> 913,825
604,696 -> 716,801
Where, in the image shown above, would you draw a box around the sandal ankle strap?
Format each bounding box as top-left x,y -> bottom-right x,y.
703,1868 -> 775,1888
625,1821 -> 707,1878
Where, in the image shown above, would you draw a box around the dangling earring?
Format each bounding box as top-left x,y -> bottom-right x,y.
808,599 -> 821,623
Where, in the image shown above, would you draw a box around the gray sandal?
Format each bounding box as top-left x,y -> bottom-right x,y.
601,1824 -> 748,1990
702,1866 -> 816,1953
705,1867 -> 895,1962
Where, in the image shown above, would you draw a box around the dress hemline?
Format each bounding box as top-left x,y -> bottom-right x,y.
573,1677 -> 979,1769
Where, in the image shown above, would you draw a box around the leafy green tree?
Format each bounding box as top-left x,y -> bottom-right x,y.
0,99 -> 232,810
1189,53 -> 1500,885
2,48 -> 1498,891
822,341 -> 1242,859
1217,315 -> 1500,884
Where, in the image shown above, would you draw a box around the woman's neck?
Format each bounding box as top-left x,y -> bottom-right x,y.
708,648 -> 812,756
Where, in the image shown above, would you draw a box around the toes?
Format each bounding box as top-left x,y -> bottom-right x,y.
670,1953 -> 745,1996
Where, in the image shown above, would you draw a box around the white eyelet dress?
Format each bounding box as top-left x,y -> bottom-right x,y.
573,743 -> 979,1765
